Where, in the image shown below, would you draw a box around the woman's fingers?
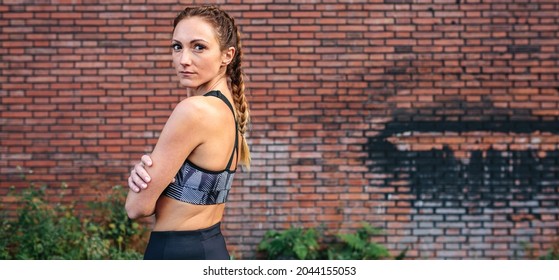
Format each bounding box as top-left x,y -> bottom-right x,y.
127,154 -> 154,193
132,163 -> 149,189
139,154 -> 152,183
134,162 -> 151,185
131,154 -> 175,188
141,154 -> 153,167
128,172 -> 140,193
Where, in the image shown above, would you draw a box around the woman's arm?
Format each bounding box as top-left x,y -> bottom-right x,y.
125,98 -> 206,219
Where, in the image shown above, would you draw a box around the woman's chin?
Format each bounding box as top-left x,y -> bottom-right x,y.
179,80 -> 197,88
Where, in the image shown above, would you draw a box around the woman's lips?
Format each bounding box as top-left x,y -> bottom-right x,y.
179,71 -> 195,76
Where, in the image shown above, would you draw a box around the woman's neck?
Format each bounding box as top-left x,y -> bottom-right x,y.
190,74 -> 228,97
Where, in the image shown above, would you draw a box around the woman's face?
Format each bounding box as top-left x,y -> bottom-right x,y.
171,17 -> 227,91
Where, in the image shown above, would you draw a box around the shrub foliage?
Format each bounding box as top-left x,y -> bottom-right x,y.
0,183 -> 147,260
258,223 -> 405,260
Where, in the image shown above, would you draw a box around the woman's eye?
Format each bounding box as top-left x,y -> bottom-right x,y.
193,44 -> 206,51
171,43 -> 182,51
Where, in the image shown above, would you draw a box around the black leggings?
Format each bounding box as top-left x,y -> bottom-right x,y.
143,222 -> 230,260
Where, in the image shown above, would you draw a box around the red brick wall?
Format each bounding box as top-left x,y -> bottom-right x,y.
1,0 -> 558,259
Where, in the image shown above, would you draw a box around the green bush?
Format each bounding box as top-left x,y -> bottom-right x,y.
88,185 -> 147,257
258,223 -> 405,260
326,223 -> 392,260
0,183 -> 147,260
533,241 -> 559,260
540,244 -> 559,260
521,240 -> 559,260
257,227 -> 321,260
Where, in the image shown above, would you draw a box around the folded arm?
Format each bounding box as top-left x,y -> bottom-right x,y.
125,98 -> 206,219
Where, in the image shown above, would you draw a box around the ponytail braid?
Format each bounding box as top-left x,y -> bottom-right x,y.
228,23 -> 251,168
174,6 -> 251,168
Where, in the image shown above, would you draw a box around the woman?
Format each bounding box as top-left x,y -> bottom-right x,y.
125,5 -> 250,260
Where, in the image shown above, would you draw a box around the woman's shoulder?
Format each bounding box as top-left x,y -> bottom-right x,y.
173,96 -> 227,127
176,95 -> 223,115
175,96 -> 207,113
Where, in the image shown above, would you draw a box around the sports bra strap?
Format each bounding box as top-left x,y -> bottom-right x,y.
203,90 -> 239,171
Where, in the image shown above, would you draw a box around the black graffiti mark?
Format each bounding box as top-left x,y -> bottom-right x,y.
365,120 -> 559,208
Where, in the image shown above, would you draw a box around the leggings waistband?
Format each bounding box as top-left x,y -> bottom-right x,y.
150,222 -> 222,240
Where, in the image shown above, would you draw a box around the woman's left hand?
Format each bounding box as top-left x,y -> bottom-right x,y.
128,155 -> 153,193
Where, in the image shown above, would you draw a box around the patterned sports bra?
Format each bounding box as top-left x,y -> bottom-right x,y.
162,91 -> 238,205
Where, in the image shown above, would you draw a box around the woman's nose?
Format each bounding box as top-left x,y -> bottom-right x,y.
180,51 -> 191,65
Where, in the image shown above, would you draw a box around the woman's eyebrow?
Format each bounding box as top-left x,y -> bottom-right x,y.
171,38 -> 209,44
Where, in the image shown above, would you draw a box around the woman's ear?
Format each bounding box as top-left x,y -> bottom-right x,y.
221,47 -> 236,66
